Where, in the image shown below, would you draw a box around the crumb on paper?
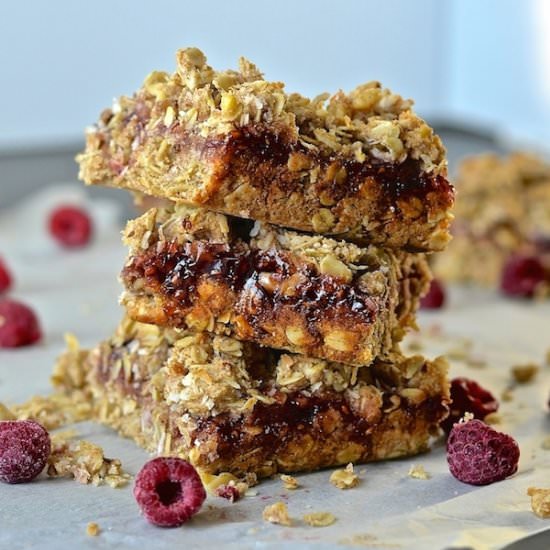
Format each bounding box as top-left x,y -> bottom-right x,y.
263,502 -> 292,526
47,438 -> 130,488
545,349 -> 550,366
527,487 -> 550,518
501,388 -> 514,402
338,533 -> 400,548
408,464 -> 430,480
215,478 -> 250,502
541,436 -> 550,450
303,512 -> 336,527
215,483 -> 241,502
484,412 -> 502,425
446,338 -> 473,361
281,474 -> 299,490
329,462 -> 359,489
199,470 -> 257,495
511,363 -> 539,384
465,356 -> 487,369
0,402 -> 16,421
86,522 -> 100,536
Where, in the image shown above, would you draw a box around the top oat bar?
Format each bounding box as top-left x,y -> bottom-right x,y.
77,47 -> 454,251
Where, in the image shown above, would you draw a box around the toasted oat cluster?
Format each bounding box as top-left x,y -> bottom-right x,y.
53,317 -> 450,479
47,436 -> 130,488
433,152 -> 550,290
77,48 -> 454,251
121,205 -> 430,366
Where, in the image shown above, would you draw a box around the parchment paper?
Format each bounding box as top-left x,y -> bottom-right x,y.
1,187 -> 549,550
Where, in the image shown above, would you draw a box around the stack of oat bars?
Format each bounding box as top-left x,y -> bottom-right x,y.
58,48 -> 455,480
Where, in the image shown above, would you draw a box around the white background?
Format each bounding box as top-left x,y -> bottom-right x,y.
0,0 -> 549,149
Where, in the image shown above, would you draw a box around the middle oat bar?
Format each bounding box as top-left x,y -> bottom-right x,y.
121,204 -> 431,367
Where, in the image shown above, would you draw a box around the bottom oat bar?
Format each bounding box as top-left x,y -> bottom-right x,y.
54,318 -> 450,478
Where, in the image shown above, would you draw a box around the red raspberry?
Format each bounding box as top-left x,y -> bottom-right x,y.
500,254 -> 546,298
216,484 -> 241,502
0,420 -> 51,483
447,419 -> 520,485
0,299 -> 42,348
441,377 -> 499,434
134,457 -> 206,527
48,205 -> 93,248
420,278 -> 446,309
0,258 -> 12,293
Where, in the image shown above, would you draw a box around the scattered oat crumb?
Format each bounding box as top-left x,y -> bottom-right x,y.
408,465 -> 430,480
484,412 -> 502,425
86,522 -> 100,536
47,438 -> 130,487
199,470 -> 257,495
281,474 -> 299,490
511,363 -> 539,384
465,356 -> 487,369
501,388 -> 514,402
446,338 -> 473,361
545,349 -> 550,366
329,463 -> 359,489
303,512 -> 336,527
446,348 -> 469,361
541,436 -> 550,450
339,533 -> 400,548
527,487 -> 550,518
461,412 -> 474,423
263,502 -> 292,526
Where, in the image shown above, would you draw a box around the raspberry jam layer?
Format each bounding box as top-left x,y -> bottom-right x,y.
123,239 -> 381,327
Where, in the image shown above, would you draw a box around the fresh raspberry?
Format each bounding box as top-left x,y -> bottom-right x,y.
216,484 -> 241,502
0,258 -> 12,293
134,457 -> 206,527
420,278 -> 446,309
447,419 -> 520,485
500,254 -> 546,298
48,205 -> 93,248
0,299 -> 42,348
0,420 -> 51,483
441,377 -> 499,434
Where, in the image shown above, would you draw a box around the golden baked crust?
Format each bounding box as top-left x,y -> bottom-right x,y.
121,205 -> 431,366
53,318 -> 450,478
77,47 -> 454,251
433,152 -> 550,286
